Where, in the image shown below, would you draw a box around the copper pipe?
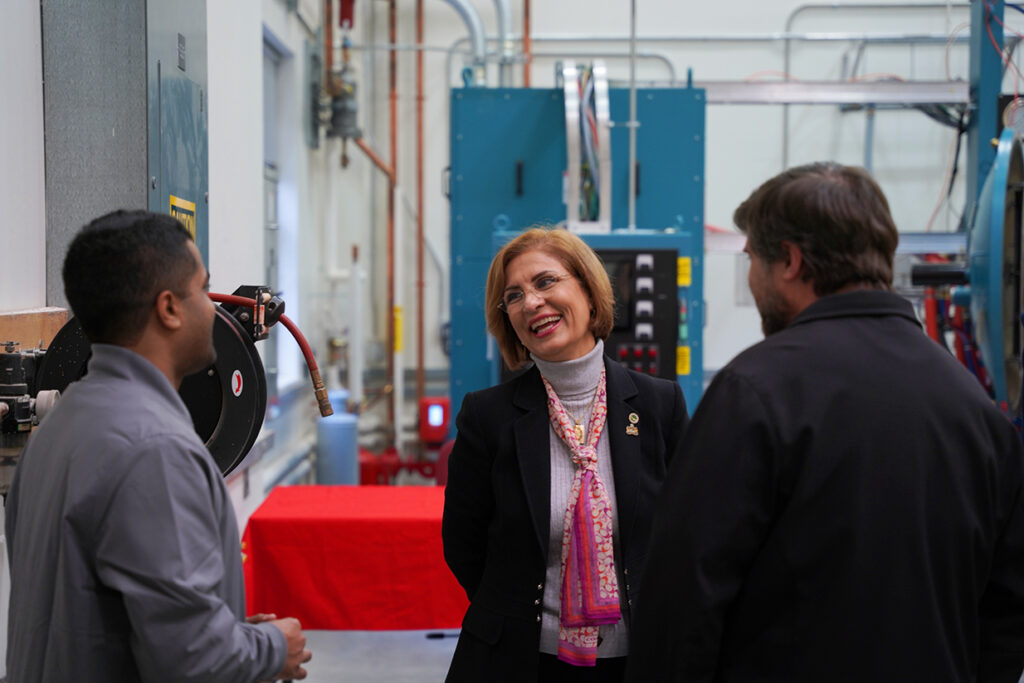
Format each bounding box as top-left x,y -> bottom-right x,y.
353,136 -> 398,441
324,0 -> 339,96
354,138 -> 395,183
360,384 -> 394,412
523,0 -> 531,86
416,0 -> 426,414
386,0 -> 398,442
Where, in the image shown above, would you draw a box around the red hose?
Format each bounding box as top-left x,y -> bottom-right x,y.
923,287 -> 941,344
208,292 -> 333,417
952,306 -> 967,365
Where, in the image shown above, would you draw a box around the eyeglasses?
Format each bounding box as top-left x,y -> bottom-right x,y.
498,273 -> 574,312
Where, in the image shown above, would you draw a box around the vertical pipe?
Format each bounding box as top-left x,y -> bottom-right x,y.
350,244 -> 364,409
492,0 -> 513,86
325,141 -> 337,277
366,0 -> 380,340
523,0 -> 531,87
387,0 -> 398,442
783,38 -> 791,170
351,139 -> 394,418
416,0 -> 426,421
863,105 -> 875,173
628,0 -> 638,230
325,0 -> 335,95
968,0 -> 1003,213
393,185 -> 404,455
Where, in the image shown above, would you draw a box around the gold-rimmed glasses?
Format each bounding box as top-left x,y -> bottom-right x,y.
497,273 -> 574,312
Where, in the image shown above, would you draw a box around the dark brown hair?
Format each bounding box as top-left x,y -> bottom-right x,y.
734,162 -> 899,295
485,227 -> 614,370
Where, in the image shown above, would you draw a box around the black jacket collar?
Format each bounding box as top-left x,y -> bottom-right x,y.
789,290 -> 920,329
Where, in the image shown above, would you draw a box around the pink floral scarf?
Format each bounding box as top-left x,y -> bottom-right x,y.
541,369 -> 621,667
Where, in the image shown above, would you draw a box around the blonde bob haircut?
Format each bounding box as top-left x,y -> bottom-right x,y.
485,227 -> 615,370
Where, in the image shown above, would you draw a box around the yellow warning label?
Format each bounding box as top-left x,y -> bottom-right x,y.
394,306 -> 404,352
169,195 -> 197,239
677,257 -> 692,287
676,346 -> 691,376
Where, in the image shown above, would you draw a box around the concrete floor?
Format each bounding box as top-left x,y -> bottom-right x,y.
293,630 -> 1024,683
300,629 -> 459,682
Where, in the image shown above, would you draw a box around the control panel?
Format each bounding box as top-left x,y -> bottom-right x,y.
601,248 -> 679,381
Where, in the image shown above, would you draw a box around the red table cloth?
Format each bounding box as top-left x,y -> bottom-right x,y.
243,485 -> 469,630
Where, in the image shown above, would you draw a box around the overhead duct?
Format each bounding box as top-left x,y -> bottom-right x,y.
441,0 -> 486,85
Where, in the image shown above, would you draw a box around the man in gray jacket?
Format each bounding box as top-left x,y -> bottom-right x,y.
6,210 -> 312,681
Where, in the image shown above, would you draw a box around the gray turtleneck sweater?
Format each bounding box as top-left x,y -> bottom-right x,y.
530,339 -> 628,658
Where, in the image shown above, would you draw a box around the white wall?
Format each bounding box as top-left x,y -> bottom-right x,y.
1,0 -> 46,313
208,0 -> 266,296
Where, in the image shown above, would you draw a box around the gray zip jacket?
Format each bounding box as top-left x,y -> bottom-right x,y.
6,344 -> 285,682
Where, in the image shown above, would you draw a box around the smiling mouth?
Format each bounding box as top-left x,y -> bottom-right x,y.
530,315 -> 561,336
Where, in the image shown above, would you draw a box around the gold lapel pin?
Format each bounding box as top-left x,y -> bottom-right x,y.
626,412 -> 639,436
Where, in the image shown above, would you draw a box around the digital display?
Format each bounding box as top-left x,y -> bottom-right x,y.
602,256 -> 634,331
428,404 -> 444,427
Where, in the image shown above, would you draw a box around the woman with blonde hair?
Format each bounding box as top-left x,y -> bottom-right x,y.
443,227 -> 688,682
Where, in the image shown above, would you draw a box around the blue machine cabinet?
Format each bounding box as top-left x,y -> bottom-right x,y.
449,85 -> 706,419
147,0 -> 209,262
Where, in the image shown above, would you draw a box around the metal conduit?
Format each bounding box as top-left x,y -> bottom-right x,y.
443,38 -> 678,88
350,32 -> 970,62
440,0 -> 487,84
434,31 -> 970,91
460,32 -> 972,45
490,0 -> 514,86
782,2 -> 972,168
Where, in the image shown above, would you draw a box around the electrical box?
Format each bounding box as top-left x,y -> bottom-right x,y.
147,0 -> 210,262
41,0 -> 209,303
419,396 -> 451,446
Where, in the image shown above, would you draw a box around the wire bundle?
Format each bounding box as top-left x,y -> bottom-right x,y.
577,66 -> 601,222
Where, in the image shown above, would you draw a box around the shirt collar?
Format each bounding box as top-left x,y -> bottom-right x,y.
86,344 -> 193,424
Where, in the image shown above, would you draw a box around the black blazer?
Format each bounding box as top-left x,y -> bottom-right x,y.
442,356 -> 688,682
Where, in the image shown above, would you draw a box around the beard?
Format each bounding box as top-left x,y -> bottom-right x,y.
755,287 -> 795,337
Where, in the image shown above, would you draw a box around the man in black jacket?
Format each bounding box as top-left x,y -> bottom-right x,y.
627,162 -> 1024,682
